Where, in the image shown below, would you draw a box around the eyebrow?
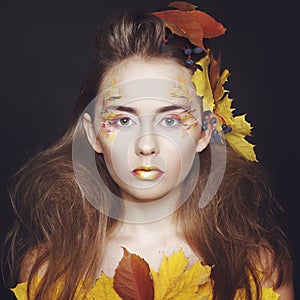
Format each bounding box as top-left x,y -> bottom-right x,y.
156,105 -> 186,113
104,106 -> 137,114
104,104 -> 186,114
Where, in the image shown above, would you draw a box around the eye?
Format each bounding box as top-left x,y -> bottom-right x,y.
118,117 -> 131,126
160,115 -> 181,127
106,115 -> 136,128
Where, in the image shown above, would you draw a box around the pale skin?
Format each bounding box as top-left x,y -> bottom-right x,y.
84,57 -> 209,275
20,57 -> 294,299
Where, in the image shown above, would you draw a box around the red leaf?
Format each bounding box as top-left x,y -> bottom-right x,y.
113,248 -> 154,300
188,11 -> 226,38
153,4 -> 225,51
153,10 -> 206,50
209,52 -> 221,94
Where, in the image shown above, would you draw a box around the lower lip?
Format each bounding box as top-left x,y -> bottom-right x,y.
132,169 -> 163,181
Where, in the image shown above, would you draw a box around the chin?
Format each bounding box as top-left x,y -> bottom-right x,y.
120,187 -> 174,203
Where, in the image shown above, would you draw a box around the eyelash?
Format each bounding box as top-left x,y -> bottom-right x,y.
159,115 -> 182,128
104,114 -> 136,128
102,111 -> 197,130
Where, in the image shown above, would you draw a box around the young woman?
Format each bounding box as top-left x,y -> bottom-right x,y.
2,2 -> 294,299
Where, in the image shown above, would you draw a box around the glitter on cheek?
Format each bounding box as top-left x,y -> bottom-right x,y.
99,112 -> 122,140
178,111 -> 199,132
178,112 -> 199,138
100,119 -> 116,140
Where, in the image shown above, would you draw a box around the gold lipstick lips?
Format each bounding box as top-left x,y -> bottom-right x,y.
132,166 -> 163,181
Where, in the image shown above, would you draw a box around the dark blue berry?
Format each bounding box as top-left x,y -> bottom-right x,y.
222,124 -> 227,130
184,48 -> 192,55
202,119 -> 208,126
210,117 -> 217,124
212,129 -> 219,136
193,47 -> 203,54
185,58 -> 194,67
215,134 -> 221,141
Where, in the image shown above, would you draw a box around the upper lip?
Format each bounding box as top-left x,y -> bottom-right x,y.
133,165 -> 162,172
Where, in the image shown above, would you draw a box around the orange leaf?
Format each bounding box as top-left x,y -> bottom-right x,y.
209,52 -> 221,99
188,10 -> 226,38
168,1 -> 197,11
153,10 -> 206,50
113,248 -> 154,300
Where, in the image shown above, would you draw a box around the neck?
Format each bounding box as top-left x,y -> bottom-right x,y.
120,184 -> 183,223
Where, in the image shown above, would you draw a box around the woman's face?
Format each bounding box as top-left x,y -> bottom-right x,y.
84,58 -> 210,203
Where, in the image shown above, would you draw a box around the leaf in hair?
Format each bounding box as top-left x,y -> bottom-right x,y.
154,10 -> 205,50
168,1 -> 197,11
152,2 -> 226,50
192,54 -> 257,162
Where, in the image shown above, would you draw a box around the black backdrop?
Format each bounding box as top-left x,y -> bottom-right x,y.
1,1 -> 299,298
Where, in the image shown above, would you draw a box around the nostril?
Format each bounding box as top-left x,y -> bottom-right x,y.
135,134 -> 160,156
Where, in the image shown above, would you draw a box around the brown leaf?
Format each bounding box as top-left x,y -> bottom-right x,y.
113,248 -> 154,300
209,52 -> 221,99
188,10 -> 226,38
153,5 -> 225,51
168,1 -> 197,11
153,10 -> 205,50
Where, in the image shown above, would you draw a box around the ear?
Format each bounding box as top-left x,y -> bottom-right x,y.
83,113 -> 103,153
196,113 -> 213,153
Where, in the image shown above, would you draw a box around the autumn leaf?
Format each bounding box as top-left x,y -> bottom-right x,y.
234,273 -> 280,300
214,85 -> 257,162
192,55 -> 258,162
209,52 -> 221,95
11,250 -> 280,299
150,249 -> 211,299
188,10 -> 226,39
192,55 -> 215,111
152,2 -> 226,51
153,10 -> 206,50
88,273 -> 121,300
168,1 -> 197,11
113,248 -> 154,300
11,281 -> 30,300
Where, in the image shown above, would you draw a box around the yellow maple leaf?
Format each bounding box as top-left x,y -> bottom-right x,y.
233,274 -> 280,300
215,92 -> 257,162
150,249 -> 211,300
10,252 -> 280,300
192,55 -> 258,162
87,273 -> 121,300
192,55 -> 215,112
11,281 -> 30,300
10,275 -> 80,300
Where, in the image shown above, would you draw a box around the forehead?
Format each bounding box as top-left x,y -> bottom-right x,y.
98,58 -> 199,109
100,57 -> 194,92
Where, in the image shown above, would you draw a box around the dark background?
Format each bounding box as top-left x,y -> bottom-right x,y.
1,0 -> 299,298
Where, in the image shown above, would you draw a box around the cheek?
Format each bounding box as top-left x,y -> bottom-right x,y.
99,129 -> 138,174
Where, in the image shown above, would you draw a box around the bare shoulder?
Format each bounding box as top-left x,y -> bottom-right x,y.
19,246 -> 48,283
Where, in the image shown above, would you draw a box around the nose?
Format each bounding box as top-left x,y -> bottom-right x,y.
135,133 -> 159,156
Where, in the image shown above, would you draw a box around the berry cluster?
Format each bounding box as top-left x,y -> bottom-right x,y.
184,46 -> 203,67
202,114 -> 232,144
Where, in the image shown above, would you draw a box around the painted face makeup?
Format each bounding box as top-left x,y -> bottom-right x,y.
90,59 -> 205,204
97,76 -> 201,141
99,104 -> 199,141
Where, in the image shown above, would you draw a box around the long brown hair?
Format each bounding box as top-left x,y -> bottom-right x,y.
2,10 -> 292,300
